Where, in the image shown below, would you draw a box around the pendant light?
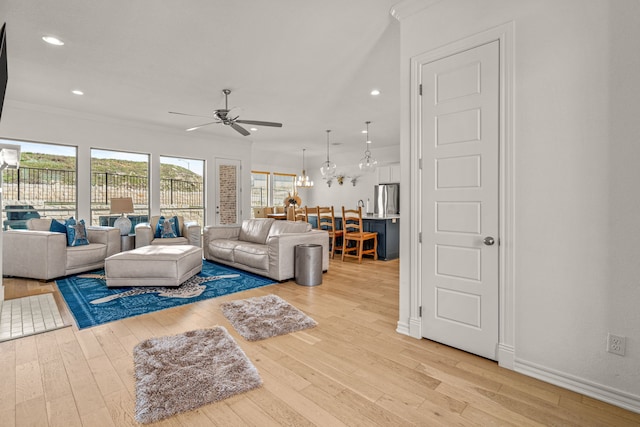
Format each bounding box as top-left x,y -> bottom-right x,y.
320,129 -> 337,180
295,148 -> 314,188
359,121 -> 378,172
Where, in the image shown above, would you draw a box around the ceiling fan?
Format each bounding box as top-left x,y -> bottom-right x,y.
169,89 -> 283,136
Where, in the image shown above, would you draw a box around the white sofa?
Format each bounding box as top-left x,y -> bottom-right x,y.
203,218 -> 329,281
3,218 -> 121,280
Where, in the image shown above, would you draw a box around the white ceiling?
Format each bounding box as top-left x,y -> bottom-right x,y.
1,0 -> 401,157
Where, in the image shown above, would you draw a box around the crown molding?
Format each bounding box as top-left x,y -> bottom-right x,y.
389,0 -> 445,21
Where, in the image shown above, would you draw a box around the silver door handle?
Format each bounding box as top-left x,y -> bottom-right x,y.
483,236 -> 495,246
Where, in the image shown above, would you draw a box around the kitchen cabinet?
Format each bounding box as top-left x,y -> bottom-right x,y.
362,216 -> 399,260
377,162 -> 401,184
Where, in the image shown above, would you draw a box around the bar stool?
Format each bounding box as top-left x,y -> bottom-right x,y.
317,206 -> 343,258
341,206 -> 378,263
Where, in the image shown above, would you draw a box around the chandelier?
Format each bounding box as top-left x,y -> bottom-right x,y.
359,121 -> 378,172
320,129 -> 337,180
295,148 -> 314,188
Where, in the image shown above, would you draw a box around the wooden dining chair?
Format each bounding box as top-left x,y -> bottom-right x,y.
317,206 -> 343,258
294,207 -> 307,222
341,206 -> 378,263
304,206 -> 319,228
252,207 -> 267,218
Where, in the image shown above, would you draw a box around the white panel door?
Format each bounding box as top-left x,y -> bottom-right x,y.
215,158 -> 241,226
421,41 -> 500,360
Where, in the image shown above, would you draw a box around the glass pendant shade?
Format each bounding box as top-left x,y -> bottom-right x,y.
359,154 -> 378,172
296,148 -> 314,188
320,129 -> 337,179
358,121 -> 377,172
320,161 -> 336,178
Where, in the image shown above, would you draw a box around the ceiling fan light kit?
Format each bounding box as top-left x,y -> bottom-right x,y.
320,129 -> 337,184
296,148 -> 314,188
359,120 -> 378,173
169,89 -> 282,136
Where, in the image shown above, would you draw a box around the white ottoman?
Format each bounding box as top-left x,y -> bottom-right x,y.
105,245 -> 202,288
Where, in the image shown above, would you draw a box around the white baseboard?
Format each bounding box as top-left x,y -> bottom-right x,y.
396,318 -> 422,339
497,343 -> 515,369
396,320 -> 410,336
515,358 -> 640,414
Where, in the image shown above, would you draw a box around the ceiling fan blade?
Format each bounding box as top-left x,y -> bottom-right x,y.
236,119 -> 283,128
169,111 -> 212,119
231,123 -> 251,136
185,121 -> 219,132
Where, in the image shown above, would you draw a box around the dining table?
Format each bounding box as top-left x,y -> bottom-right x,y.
267,213 -> 287,220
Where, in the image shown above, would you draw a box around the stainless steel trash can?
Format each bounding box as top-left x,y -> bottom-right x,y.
294,244 -> 323,286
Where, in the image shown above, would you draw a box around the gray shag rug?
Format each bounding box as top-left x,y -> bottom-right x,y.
133,326 -> 262,424
221,294 -> 317,341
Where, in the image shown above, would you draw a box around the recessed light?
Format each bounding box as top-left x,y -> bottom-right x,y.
361,130 -> 368,134
250,127 -> 258,132
71,90 -> 84,96
370,89 -> 380,96
42,36 -> 64,46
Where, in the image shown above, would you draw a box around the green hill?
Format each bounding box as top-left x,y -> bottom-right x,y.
18,152 -> 201,181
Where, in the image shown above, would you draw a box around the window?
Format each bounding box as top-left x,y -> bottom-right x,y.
1,139 -> 77,229
250,171 -> 270,211
159,156 -> 204,225
90,149 -> 149,232
273,173 -> 296,207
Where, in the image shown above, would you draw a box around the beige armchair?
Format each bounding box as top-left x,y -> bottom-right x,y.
2,218 -> 121,280
134,215 -> 202,248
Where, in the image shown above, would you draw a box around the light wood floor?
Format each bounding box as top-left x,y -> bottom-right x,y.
1,259 -> 639,426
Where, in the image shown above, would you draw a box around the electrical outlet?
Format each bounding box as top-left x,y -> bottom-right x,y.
607,333 -> 626,356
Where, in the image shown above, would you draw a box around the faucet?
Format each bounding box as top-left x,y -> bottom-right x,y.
357,199 -> 364,208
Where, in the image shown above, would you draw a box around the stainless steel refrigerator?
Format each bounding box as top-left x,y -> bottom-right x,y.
374,183 -> 400,215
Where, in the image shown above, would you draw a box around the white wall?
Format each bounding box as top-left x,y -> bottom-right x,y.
396,0 -> 640,409
0,100 -> 254,226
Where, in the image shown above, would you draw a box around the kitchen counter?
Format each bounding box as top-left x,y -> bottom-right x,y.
308,214 -> 400,260
362,213 -> 401,220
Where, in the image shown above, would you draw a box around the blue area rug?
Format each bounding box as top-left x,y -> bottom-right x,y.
56,260 -> 274,329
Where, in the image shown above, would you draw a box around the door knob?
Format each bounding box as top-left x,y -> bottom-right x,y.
483,236 -> 495,246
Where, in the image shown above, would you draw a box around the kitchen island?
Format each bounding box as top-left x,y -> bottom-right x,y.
308,213 -> 399,260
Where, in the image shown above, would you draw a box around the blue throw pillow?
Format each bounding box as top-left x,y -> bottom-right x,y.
67,218 -> 90,246
64,217 -> 76,245
155,216 -> 180,238
49,219 -> 67,234
154,216 -> 165,238
171,215 -> 181,237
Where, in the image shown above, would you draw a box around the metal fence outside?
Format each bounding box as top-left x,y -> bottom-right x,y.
2,167 -> 204,226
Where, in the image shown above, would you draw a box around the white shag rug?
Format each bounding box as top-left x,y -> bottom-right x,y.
221,294 -> 317,341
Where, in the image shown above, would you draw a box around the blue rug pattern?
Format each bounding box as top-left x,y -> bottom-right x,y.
56,260 -> 274,329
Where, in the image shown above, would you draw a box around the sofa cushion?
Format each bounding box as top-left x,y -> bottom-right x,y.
267,220 -> 311,237
233,242 -> 269,271
67,219 -> 90,247
49,219 -> 68,234
155,216 -> 181,238
239,218 -> 275,244
27,218 -> 54,231
150,237 -> 189,246
209,240 -> 238,262
66,243 -> 107,270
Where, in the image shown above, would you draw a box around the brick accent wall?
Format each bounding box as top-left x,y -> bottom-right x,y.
218,165 -> 238,225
